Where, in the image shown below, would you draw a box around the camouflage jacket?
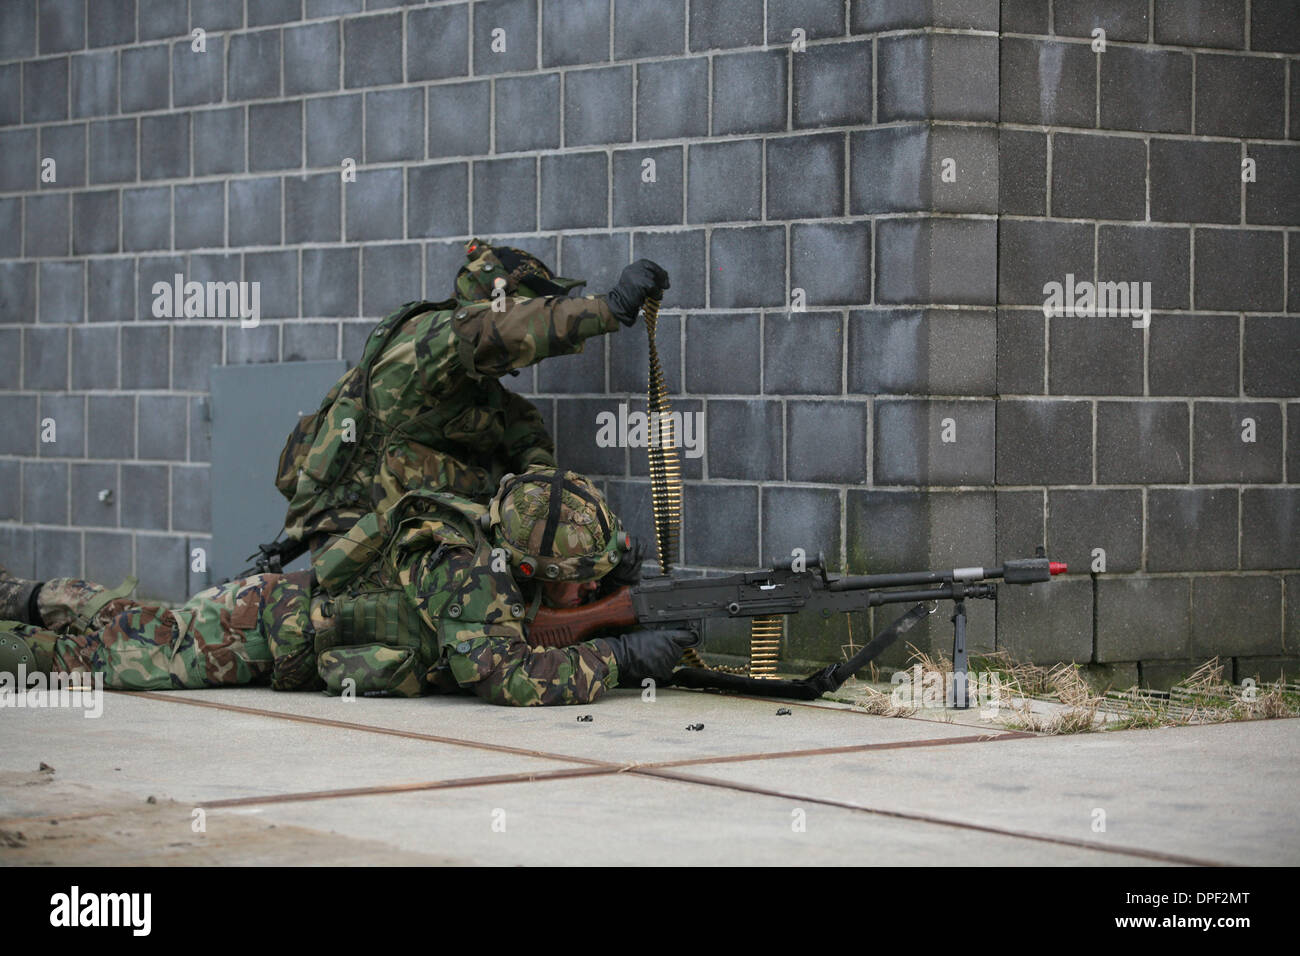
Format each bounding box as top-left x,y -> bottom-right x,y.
309,490 -> 611,704
281,293 -> 621,551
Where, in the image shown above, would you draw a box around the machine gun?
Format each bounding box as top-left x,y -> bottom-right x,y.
530,550 -> 1067,705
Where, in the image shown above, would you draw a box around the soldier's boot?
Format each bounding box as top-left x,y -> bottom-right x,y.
0,564 -> 43,626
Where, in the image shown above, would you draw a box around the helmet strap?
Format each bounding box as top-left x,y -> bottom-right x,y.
539,468 -> 566,558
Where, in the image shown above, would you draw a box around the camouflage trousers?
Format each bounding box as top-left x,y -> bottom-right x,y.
3,573 -> 619,705
3,573 -> 314,691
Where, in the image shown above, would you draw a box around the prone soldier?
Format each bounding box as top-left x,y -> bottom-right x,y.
0,469 -> 694,707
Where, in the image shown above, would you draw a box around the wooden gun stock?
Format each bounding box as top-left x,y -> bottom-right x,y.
528,587 -> 637,647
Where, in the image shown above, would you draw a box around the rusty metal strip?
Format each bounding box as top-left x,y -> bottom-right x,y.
120,691 -> 617,768
635,731 -> 1036,769
633,767 -> 1227,867
198,765 -> 622,809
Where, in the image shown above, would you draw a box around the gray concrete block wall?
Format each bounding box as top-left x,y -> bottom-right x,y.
0,0 -> 1295,684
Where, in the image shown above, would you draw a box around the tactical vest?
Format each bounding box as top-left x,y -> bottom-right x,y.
306,490 -> 492,698
274,300 -> 519,546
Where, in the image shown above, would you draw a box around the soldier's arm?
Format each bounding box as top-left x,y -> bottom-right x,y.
500,390 -> 557,472
450,294 -> 620,380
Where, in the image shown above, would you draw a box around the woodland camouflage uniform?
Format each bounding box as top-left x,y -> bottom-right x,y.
278,238 -> 623,556
0,472 -> 626,706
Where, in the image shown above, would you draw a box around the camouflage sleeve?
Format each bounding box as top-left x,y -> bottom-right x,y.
406,543 -> 619,706
451,294 -> 621,380
500,390 -> 557,471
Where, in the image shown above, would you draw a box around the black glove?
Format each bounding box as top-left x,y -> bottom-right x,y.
606,628 -> 700,688
605,259 -> 670,326
603,535 -> 645,588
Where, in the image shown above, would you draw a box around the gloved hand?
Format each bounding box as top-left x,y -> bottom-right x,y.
605,259 -> 670,326
606,628 -> 699,688
603,535 -> 645,588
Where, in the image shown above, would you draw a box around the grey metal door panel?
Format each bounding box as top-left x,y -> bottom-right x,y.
208,360 -> 347,581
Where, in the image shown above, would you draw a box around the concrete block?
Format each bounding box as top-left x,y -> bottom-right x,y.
471,0 -> 538,74
365,87 -> 424,164
682,483 -> 759,568
473,157 -> 536,234
1051,132 -> 1145,220
845,489 -> 996,573
245,0 -> 300,26
1150,139 -> 1238,224
997,576 -> 1093,665
406,4 -> 468,82
793,39 -> 872,127
23,460 -> 70,524
713,49 -> 787,135
709,227 -> 785,308
564,65 -> 633,147
407,162 -> 468,238
611,146 -> 681,227
1148,488 -> 1238,572
1194,229 -> 1284,312
38,259 -> 85,323
1245,144 -> 1300,226
120,324 -> 170,388
24,326 -> 68,389
37,392 -> 84,458
361,243 -> 422,315
71,49 -> 117,117
23,57 -> 69,123
119,43 -> 169,112
139,0 -> 188,40
998,129 -> 1045,216
1095,400 -> 1189,483
767,132 -> 844,221
1195,53 -> 1286,138
792,221 -> 872,306
228,28 -> 281,100
1191,575 -> 1284,658
540,152 -> 608,230
284,20 -> 339,95
849,310 -> 997,396
1251,0 -> 1300,52
1048,489 -> 1142,574
874,398 -> 995,486
248,101 -> 303,172
86,394 -> 134,459
171,465 -> 211,532
343,13 -> 403,87
1149,315 -> 1236,397
134,533 -> 188,602
87,0 -> 135,46
999,38 -> 1094,127
1154,0 -> 1243,48
26,193 -> 71,258
495,73 -> 560,153
224,323 -> 278,364
542,0 -> 609,67
243,249 -> 298,318
193,107 -> 245,176
768,0 -> 844,41
34,528 -> 82,579
557,232 -> 627,292
285,173 -> 340,244
137,395 -> 187,461
1096,577 -> 1191,661
877,218 -> 996,305
787,399 -> 867,483
171,34 -> 224,107
1241,489 -> 1299,570
636,58 -> 707,140
614,0 -> 684,58
996,489 -> 1044,560
687,139 -> 761,223
345,168 -> 403,241
765,311 -> 842,395
1244,316 -> 1299,397
84,531 -> 134,584
1099,47 -> 1192,133
1193,402 -> 1283,483
1097,225 -> 1190,311
71,324 -> 118,390
879,34 -> 997,122
71,462 -> 118,528
683,313 -> 759,395
302,247 -> 359,317
689,0 -> 762,51
171,324 -> 222,390
997,219 -> 1093,306
995,400 -> 1092,485
172,181 -> 224,249
1048,316 -> 1144,396
228,177 -> 281,247
704,400 -> 782,481
306,93 -> 363,168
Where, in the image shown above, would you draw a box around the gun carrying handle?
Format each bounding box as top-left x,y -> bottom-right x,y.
528,587 -> 637,648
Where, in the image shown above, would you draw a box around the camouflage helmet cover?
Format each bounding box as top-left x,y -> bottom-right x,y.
485,469 -> 628,582
455,238 -> 587,303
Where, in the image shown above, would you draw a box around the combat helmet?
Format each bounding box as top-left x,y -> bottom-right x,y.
483,469 -> 629,582
455,238 -> 587,303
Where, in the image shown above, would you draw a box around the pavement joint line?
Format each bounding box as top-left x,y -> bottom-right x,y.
195,766 -> 625,809
120,691 -> 618,768
630,731 -> 1037,769
631,767 -> 1230,867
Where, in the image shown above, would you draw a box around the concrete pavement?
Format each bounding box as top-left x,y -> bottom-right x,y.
1,684 -> 1295,865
